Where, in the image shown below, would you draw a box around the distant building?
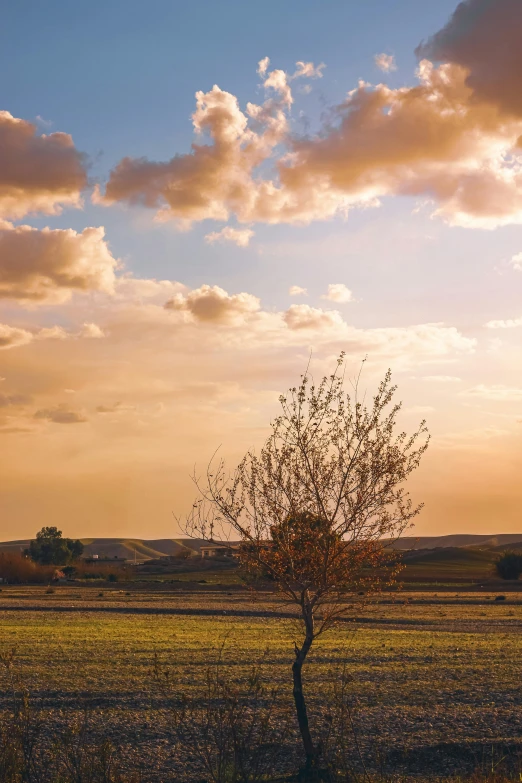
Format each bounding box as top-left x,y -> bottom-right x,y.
200,543 -> 238,559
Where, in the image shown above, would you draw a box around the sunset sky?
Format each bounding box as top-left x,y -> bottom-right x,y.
1,0 -> 522,540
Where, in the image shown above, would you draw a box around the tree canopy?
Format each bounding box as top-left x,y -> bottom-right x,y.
27,527 -> 84,566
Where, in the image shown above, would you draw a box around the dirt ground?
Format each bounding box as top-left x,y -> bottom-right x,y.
1,586 -> 521,780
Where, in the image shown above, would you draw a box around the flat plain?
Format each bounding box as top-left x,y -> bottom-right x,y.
1,586 -> 522,780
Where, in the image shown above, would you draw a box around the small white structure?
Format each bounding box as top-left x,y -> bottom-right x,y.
200,544 -> 236,558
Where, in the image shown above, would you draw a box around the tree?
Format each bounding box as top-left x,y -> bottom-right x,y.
27,527 -> 84,566
496,551 -> 522,580
185,356 -> 429,773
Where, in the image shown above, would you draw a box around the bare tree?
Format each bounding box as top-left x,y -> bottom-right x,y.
185,355 -> 429,774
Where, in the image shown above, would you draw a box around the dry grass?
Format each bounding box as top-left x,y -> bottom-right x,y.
0,587 -> 521,781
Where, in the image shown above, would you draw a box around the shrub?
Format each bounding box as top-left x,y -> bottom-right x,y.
153,648 -> 292,782
0,650 -> 136,783
495,552 -> 522,580
0,553 -> 54,584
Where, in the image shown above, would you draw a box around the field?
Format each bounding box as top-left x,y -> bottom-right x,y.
1,585 -> 522,780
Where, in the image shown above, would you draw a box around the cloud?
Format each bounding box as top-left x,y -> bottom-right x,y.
34,405 -> 88,424
205,226 -> 254,247
114,277 -> 185,302
0,223 -> 117,303
0,111 -> 86,220
374,53 -> 397,72
462,384 -> 522,402
289,285 -> 307,297
257,57 -> 270,78
423,375 -> 462,383
99,59 -> 349,228
35,326 -> 69,341
100,5 -> 522,231
321,283 -> 354,303
280,56 -> 522,230
79,323 -> 105,339
0,321 -> 106,351
96,402 -> 135,415
165,284 -> 261,324
416,0 -> 522,118
292,61 -> 325,80
0,393 -> 32,407
510,252 -> 522,271
0,324 -> 34,350
485,316 -> 522,329
102,65 -> 294,226
283,304 -> 345,331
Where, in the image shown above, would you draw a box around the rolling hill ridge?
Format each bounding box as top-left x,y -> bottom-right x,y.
1,534 -> 522,561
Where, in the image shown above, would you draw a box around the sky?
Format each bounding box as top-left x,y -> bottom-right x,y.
1,0 -> 522,541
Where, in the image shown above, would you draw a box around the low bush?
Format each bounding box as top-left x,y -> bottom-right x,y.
495,552 -> 522,580
152,648 -> 293,782
0,649 -> 137,783
0,553 -> 54,584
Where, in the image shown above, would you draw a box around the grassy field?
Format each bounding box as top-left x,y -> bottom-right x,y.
1,586 -> 522,780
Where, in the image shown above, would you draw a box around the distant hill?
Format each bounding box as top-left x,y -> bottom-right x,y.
389,534 -> 522,550
400,546 -> 499,581
2,534 -> 522,562
0,538 -> 207,561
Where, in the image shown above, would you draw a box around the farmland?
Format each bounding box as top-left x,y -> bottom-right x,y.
1,586 -> 522,780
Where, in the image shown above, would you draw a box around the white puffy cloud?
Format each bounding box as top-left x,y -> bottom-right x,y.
257,57 -> 270,78
283,304 -> 345,331
374,53 -> 397,72
292,61 -> 325,80
205,226 -> 254,247
0,223 -> 117,303
79,323 -> 105,339
0,111 -> 86,220
289,285 -> 308,297
321,283 -> 354,303
510,252 -> 522,271
485,316 -> 522,329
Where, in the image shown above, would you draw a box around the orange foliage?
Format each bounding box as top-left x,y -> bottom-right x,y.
0,553 -> 54,584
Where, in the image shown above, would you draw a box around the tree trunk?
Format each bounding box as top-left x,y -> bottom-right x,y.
292,606 -> 318,770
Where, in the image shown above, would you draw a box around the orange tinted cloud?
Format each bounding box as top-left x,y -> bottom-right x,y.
165,284 -> 261,324
0,323 -> 33,349
0,112 -> 86,220
417,0 -> 522,118
101,4 -> 522,230
280,60 -> 522,228
34,404 -> 88,424
205,226 -> 254,247
0,223 -> 117,302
